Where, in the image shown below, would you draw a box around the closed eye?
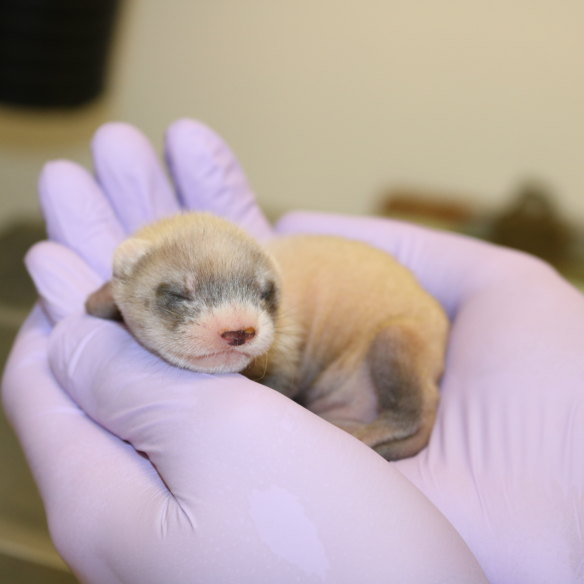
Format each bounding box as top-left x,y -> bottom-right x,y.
167,290 -> 192,302
156,283 -> 193,303
260,281 -> 275,302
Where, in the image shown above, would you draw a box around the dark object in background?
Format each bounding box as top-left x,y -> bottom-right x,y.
0,220 -> 45,307
490,182 -> 571,267
0,0 -> 121,108
376,182 -> 583,287
378,188 -> 475,225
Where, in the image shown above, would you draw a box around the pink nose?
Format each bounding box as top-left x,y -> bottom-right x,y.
221,328 -> 256,346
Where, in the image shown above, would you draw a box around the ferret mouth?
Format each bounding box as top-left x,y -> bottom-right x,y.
184,349 -> 253,373
193,349 -> 251,361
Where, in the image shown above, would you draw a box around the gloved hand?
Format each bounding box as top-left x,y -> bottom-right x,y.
277,212 -> 584,584
2,119 -> 582,584
3,121 -> 487,584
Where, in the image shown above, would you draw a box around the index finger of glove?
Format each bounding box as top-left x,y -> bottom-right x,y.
39,160 -> 124,280
164,119 -> 274,241
91,122 -> 181,233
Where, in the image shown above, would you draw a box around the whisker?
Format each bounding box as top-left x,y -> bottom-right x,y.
259,351 -> 270,380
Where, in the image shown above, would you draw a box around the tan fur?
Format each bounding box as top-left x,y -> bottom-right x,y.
246,235 -> 448,459
86,213 -> 448,460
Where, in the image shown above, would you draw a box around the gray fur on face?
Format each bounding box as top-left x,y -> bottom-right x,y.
128,237 -> 279,333
87,212 -> 281,374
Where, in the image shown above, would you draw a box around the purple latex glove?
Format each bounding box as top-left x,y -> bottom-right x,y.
1,119 -> 581,583
2,121 -> 486,584
276,213 -> 584,583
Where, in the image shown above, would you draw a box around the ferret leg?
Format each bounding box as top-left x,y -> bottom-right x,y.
356,322 -> 440,461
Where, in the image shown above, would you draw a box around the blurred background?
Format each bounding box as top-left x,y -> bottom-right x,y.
1,1 -> 583,580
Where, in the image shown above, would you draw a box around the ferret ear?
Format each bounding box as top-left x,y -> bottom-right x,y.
113,237 -> 150,278
85,281 -> 122,320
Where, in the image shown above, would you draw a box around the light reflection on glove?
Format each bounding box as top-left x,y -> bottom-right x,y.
3,119 -> 583,584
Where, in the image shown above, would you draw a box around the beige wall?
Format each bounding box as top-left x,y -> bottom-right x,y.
1,0 -> 583,226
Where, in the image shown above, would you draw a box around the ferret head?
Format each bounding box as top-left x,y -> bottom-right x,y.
86,214 -> 280,374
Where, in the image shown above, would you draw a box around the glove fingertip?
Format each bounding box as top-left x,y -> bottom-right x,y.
166,117 -> 215,142
25,241 -> 102,324
38,160 -> 90,218
39,159 -> 86,186
165,118 -> 274,240
24,240 -> 63,281
92,121 -> 180,232
91,121 -> 151,162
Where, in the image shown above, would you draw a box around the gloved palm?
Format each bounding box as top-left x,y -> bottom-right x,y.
3,120 -> 583,584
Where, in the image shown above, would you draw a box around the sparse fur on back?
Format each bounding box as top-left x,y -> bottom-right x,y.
245,235 -> 448,459
86,212 -> 448,460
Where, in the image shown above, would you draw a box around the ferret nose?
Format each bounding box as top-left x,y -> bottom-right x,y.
221,328 -> 256,346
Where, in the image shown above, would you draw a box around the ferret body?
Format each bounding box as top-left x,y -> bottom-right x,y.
86,212 -> 448,460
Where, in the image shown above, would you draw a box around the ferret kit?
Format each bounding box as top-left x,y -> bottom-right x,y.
86,212 -> 448,460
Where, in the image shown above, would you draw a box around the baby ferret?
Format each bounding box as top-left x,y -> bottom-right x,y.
86,212 -> 449,461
